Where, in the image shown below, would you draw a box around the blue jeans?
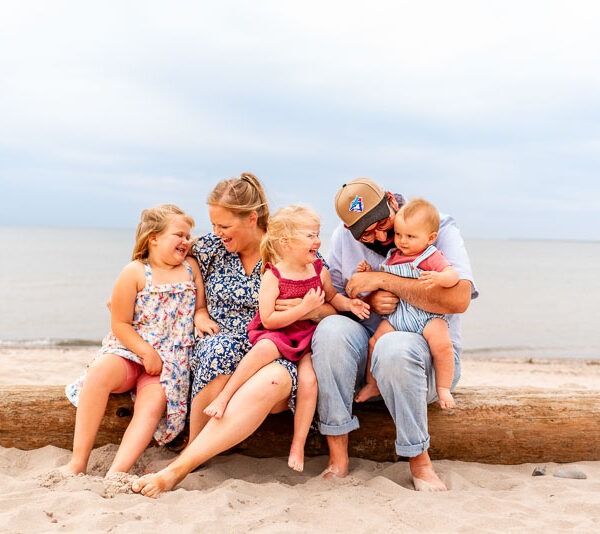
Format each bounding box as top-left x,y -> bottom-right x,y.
312,315 -> 461,458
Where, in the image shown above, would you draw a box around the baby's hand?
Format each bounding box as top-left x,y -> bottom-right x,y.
302,287 -> 325,312
356,260 -> 372,273
195,316 -> 220,338
419,271 -> 442,289
142,350 -> 163,376
349,298 -> 370,319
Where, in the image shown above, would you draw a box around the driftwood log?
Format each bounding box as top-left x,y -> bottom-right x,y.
0,385 -> 598,464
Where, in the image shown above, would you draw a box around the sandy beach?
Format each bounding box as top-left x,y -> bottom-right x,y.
1,347 -> 599,533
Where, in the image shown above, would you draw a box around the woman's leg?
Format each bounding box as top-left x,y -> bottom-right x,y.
132,362 -> 292,498
204,339 -> 280,419
288,354 -> 317,472
107,382 -> 166,474
63,354 -> 129,474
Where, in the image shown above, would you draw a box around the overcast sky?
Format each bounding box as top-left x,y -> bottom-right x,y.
1,1 -> 599,241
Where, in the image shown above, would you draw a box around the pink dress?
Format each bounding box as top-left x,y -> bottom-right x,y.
247,259 -> 323,362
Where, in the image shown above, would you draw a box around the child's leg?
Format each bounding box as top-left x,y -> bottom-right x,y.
423,318 -> 456,409
288,354 -> 318,472
355,320 -> 394,402
64,354 -> 130,474
107,380 -> 166,474
204,339 -> 281,419
189,374 -> 231,443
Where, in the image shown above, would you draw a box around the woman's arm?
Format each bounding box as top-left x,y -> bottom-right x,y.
345,271 -> 472,315
110,262 -> 163,375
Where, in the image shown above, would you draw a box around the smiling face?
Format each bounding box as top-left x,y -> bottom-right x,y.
286,223 -> 322,266
393,211 -> 437,257
151,214 -> 193,265
208,204 -> 258,254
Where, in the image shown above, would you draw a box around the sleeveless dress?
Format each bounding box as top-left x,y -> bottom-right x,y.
247,259 -> 324,362
381,245 -> 448,334
66,261 -> 196,446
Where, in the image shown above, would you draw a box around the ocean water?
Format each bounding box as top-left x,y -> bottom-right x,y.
1,226 -> 598,360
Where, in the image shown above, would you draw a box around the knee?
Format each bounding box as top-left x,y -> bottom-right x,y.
258,364 -> 292,399
372,332 -> 429,376
298,371 -> 318,395
312,315 -> 368,369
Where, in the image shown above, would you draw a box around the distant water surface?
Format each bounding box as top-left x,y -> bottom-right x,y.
1,226 -> 598,360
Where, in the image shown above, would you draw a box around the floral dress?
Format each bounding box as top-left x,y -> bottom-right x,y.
66,261 -> 196,445
189,233 -> 298,409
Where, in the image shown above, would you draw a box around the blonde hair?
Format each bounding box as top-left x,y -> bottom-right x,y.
132,204 -> 194,261
398,198 -> 440,234
207,172 -> 270,232
260,205 -> 320,273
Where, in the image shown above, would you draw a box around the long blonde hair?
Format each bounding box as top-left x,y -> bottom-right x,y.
132,204 -> 194,261
260,205 -> 320,273
207,172 -> 270,232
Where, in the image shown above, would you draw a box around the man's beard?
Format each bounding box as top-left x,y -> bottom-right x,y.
361,230 -> 395,257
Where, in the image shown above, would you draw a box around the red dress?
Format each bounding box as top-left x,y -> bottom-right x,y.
247,259 -> 323,362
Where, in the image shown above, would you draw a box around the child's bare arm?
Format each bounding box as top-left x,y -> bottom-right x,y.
321,268 -> 370,319
356,260 -> 373,272
419,265 -> 459,289
110,262 -> 163,375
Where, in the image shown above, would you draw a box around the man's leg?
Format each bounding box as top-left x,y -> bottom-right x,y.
311,315 -> 370,477
371,331 -> 461,491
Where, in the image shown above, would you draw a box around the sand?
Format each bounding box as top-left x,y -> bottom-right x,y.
1,347 -> 599,533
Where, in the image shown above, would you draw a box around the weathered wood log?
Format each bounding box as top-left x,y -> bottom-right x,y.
1,386 -> 598,464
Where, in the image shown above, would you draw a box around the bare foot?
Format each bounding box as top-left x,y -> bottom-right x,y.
437,388 -> 455,409
355,382 -> 380,403
409,453 -> 447,492
131,467 -> 182,499
322,434 -> 349,479
321,464 -> 347,479
58,461 -> 85,476
203,396 -> 227,419
288,442 -> 305,472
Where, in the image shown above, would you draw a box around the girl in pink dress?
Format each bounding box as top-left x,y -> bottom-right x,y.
203,205 -> 370,472
62,205 -> 218,478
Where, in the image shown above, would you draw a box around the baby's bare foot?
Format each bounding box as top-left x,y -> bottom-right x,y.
355,383 -> 380,403
437,388 -> 455,409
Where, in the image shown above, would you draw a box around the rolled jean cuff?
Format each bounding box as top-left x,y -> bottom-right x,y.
395,437 -> 430,458
318,416 -> 360,436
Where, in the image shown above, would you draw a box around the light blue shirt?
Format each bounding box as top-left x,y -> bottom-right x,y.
327,213 -> 478,355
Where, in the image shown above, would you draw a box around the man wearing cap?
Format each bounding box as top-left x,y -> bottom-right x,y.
311,178 -> 478,491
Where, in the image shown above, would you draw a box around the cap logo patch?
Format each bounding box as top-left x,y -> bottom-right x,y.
349,195 -> 364,213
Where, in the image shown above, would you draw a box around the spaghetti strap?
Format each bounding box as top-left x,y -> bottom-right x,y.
182,260 -> 194,280
143,262 -> 153,285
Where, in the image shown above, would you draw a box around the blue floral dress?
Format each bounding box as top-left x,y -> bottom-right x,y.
66,261 -> 196,446
190,233 -> 298,409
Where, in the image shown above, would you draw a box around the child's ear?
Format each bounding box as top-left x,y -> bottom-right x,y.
428,231 -> 438,245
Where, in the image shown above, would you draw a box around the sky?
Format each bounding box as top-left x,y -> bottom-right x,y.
1,1 -> 599,241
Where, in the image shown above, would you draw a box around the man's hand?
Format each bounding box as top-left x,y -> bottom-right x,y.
365,290 -> 399,316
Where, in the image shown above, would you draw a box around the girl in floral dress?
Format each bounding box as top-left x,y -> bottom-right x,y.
63,204 -> 218,477
203,205 -> 370,472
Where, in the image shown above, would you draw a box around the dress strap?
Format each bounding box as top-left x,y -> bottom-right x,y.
411,245 -> 438,268
313,258 -> 324,276
182,260 -> 194,280
143,262 -> 153,285
265,262 -> 281,279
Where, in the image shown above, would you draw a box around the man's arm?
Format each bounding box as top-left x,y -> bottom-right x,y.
346,271 -> 472,315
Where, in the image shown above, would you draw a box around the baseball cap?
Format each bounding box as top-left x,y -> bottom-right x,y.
334,178 -> 389,240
